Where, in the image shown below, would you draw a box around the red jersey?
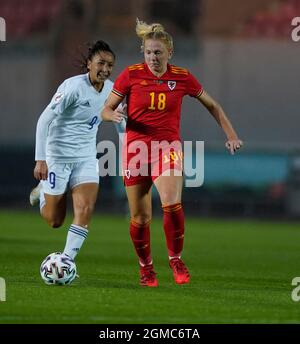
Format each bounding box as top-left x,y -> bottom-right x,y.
112,63 -> 203,144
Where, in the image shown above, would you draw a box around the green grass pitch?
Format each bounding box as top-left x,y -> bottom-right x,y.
0,209 -> 300,324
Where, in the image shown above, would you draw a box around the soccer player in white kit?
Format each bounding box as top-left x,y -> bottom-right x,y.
30,40 -> 126,262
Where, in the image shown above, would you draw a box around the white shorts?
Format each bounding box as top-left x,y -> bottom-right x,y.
42,159 -> 99,195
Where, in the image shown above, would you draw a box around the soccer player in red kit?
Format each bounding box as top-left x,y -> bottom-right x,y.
102,19 -> 243,287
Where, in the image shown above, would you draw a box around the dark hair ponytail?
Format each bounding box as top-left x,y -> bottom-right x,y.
79,40 -> 115,72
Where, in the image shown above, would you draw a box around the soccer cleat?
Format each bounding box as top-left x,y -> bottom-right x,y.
169,258 -> 190,284
139,264 -> 158,287
29,182 -> 42,206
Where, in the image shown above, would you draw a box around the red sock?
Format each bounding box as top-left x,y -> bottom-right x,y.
130,220 -> 152,266
162,203 -> 185,258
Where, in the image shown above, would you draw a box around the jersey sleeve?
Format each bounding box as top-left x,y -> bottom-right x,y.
48,81 -> 77,115
35,107 -> 57,161
112,68 -> 130,98
186,72 -> 203,98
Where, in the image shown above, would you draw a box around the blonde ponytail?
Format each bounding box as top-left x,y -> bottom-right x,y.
136,18 -> 173,51
136,18 -> 165,38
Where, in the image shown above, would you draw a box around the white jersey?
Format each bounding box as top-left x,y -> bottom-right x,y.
45,73 -> 112,162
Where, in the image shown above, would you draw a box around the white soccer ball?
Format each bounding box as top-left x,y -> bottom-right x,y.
40,252 -> 77,285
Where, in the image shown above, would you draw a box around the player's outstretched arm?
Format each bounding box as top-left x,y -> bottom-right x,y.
101,93 -> 126,123
197,90 -> 243,155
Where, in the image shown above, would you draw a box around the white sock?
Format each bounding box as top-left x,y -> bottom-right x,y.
63,224 -> 88,260
169,255 -> 181,260
139,260 -> 153,267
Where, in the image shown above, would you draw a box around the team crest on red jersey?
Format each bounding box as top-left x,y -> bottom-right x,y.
124,169 -> 131,179
167,81 -> 176,90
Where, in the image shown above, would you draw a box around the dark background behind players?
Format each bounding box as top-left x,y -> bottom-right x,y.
0,0 -> 299,218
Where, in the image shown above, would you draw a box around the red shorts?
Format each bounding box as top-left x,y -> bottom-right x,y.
122,140 -> 183,186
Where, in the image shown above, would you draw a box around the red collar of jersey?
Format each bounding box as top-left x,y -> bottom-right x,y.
144,62 -> 171,80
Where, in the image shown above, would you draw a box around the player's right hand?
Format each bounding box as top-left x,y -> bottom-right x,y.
112,104 -> 127,123
34,160 -> 48,180
225,139 -> 243,155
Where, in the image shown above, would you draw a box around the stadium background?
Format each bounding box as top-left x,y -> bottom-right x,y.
1,0 -> 300,326
1,0 -> 300,218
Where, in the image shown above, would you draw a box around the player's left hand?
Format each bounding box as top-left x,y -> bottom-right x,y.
225,139 -> 243,155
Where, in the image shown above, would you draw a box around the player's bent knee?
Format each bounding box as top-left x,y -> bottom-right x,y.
51,222 -> 63,229
47,219 -> 64,229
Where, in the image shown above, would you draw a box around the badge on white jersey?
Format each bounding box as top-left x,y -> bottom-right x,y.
54,92 -> 64,103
